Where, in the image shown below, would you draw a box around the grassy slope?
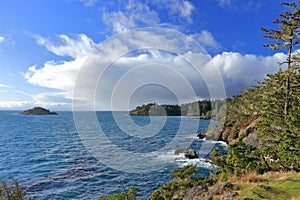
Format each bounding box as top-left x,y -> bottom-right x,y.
225,172 -> 300,200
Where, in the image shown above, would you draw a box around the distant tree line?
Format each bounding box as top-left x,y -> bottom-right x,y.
129,100 -> 224,119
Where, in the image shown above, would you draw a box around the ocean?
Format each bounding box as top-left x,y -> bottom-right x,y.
0,111 -> 226,199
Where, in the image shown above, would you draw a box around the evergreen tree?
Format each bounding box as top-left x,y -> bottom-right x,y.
259,1 -> 300,171
261,1 -> 300,120
98,186 -> 139,200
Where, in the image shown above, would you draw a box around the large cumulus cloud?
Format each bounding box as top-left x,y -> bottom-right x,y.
23,30 -> 284,110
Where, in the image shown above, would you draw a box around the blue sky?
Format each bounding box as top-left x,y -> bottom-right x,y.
0,0 -> 297,110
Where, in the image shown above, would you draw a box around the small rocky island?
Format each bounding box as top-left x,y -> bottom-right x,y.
20,107 -> 58,115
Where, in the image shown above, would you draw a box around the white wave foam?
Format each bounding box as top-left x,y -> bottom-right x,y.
175,157 -> 214,169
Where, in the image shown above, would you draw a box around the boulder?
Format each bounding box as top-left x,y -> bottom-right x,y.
205,131 -> 222,141
196,132 -> 206,139
210,182 -> 233,195
184,149 -> 198,159
240,119 -> 259,149
175,148 -> 188,154
174,148 -> 198,159
183,186 -> 208,200
242,132 -> 259,149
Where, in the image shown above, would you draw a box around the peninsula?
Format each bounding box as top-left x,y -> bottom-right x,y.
129,100 -> 223,118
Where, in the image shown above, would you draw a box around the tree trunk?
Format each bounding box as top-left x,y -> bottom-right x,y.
284,76 -> 290,122
284,38 -> 293,122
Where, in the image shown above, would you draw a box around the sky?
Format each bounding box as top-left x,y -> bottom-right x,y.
0,0 -> 298,111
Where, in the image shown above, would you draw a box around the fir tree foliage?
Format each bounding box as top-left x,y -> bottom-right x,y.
98,185 -> 139,200
0,177 -> 34,200
261,1 -> 300,120
148,165 -> 214,200
258,1 -> 300,170
213,1 -> 300,176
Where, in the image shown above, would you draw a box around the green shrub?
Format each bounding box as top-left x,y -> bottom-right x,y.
98,185 -> 139,200
0,176 -> 34,200
148,165 -> 214,200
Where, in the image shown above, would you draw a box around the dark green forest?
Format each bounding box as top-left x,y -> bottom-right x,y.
129,100 -> 224,119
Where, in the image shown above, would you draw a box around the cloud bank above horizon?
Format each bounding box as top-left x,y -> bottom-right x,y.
22,31 -> 284,111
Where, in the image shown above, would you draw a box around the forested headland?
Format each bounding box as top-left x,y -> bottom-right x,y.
129,100 -> 224,119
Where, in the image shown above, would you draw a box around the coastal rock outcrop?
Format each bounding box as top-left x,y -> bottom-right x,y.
205,131 -> 223,141
20,107 -> 58,115
201,119 -> 259,149
227,119 -> 259,149
175,148 -> 198,159
183,186 -> 208,200
240,120 -> 259,149
196,132 -> 206,139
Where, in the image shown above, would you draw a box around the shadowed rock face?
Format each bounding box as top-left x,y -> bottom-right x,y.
20,107 -> 58,115
174,148 -> 199,159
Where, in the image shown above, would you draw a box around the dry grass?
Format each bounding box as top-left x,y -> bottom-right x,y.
227,171 -> 300,184
227,171 -> 265,183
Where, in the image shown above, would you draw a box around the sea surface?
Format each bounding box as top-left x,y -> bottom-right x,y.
0,111 -> 226,199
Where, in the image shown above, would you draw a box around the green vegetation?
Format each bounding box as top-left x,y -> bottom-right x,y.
232,172 -> 300,200
0,176 -> 34,200
129,100 -> 224,119
130,103 -> 181,116
98,185 -> 139,200
258,1 -> 300,172
212,1 -> 300,176
148,165 -> 214,200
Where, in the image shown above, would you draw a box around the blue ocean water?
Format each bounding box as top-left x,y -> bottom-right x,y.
0,111 -> 225,199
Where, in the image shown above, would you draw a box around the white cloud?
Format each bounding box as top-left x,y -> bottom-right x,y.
180,1 -> 194,18
24,30 -> 287,110
25,30 -> 212,110
0,100 -> 68,110
150,0 -> 194,23
102,11 -> 136,34
191,30 -> 221,50
23,34 -> 96,108
31,92 -> 71,109
0,36 -> 4,44
210,52 -> 284,95
0,88 -> 71,110
33,34 -> 96,58
102,0 -> 195,34
73,49 -> 284,110
0,101 -> 34,109
156,0 -> 194,23
33,92 -> 71,102
216,0 -> 261,11
24,56 -> 86,97
79,0 -> 98,6
0,83 -> 11,88
102,0 -> 159,34
216,0 -> 232,8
